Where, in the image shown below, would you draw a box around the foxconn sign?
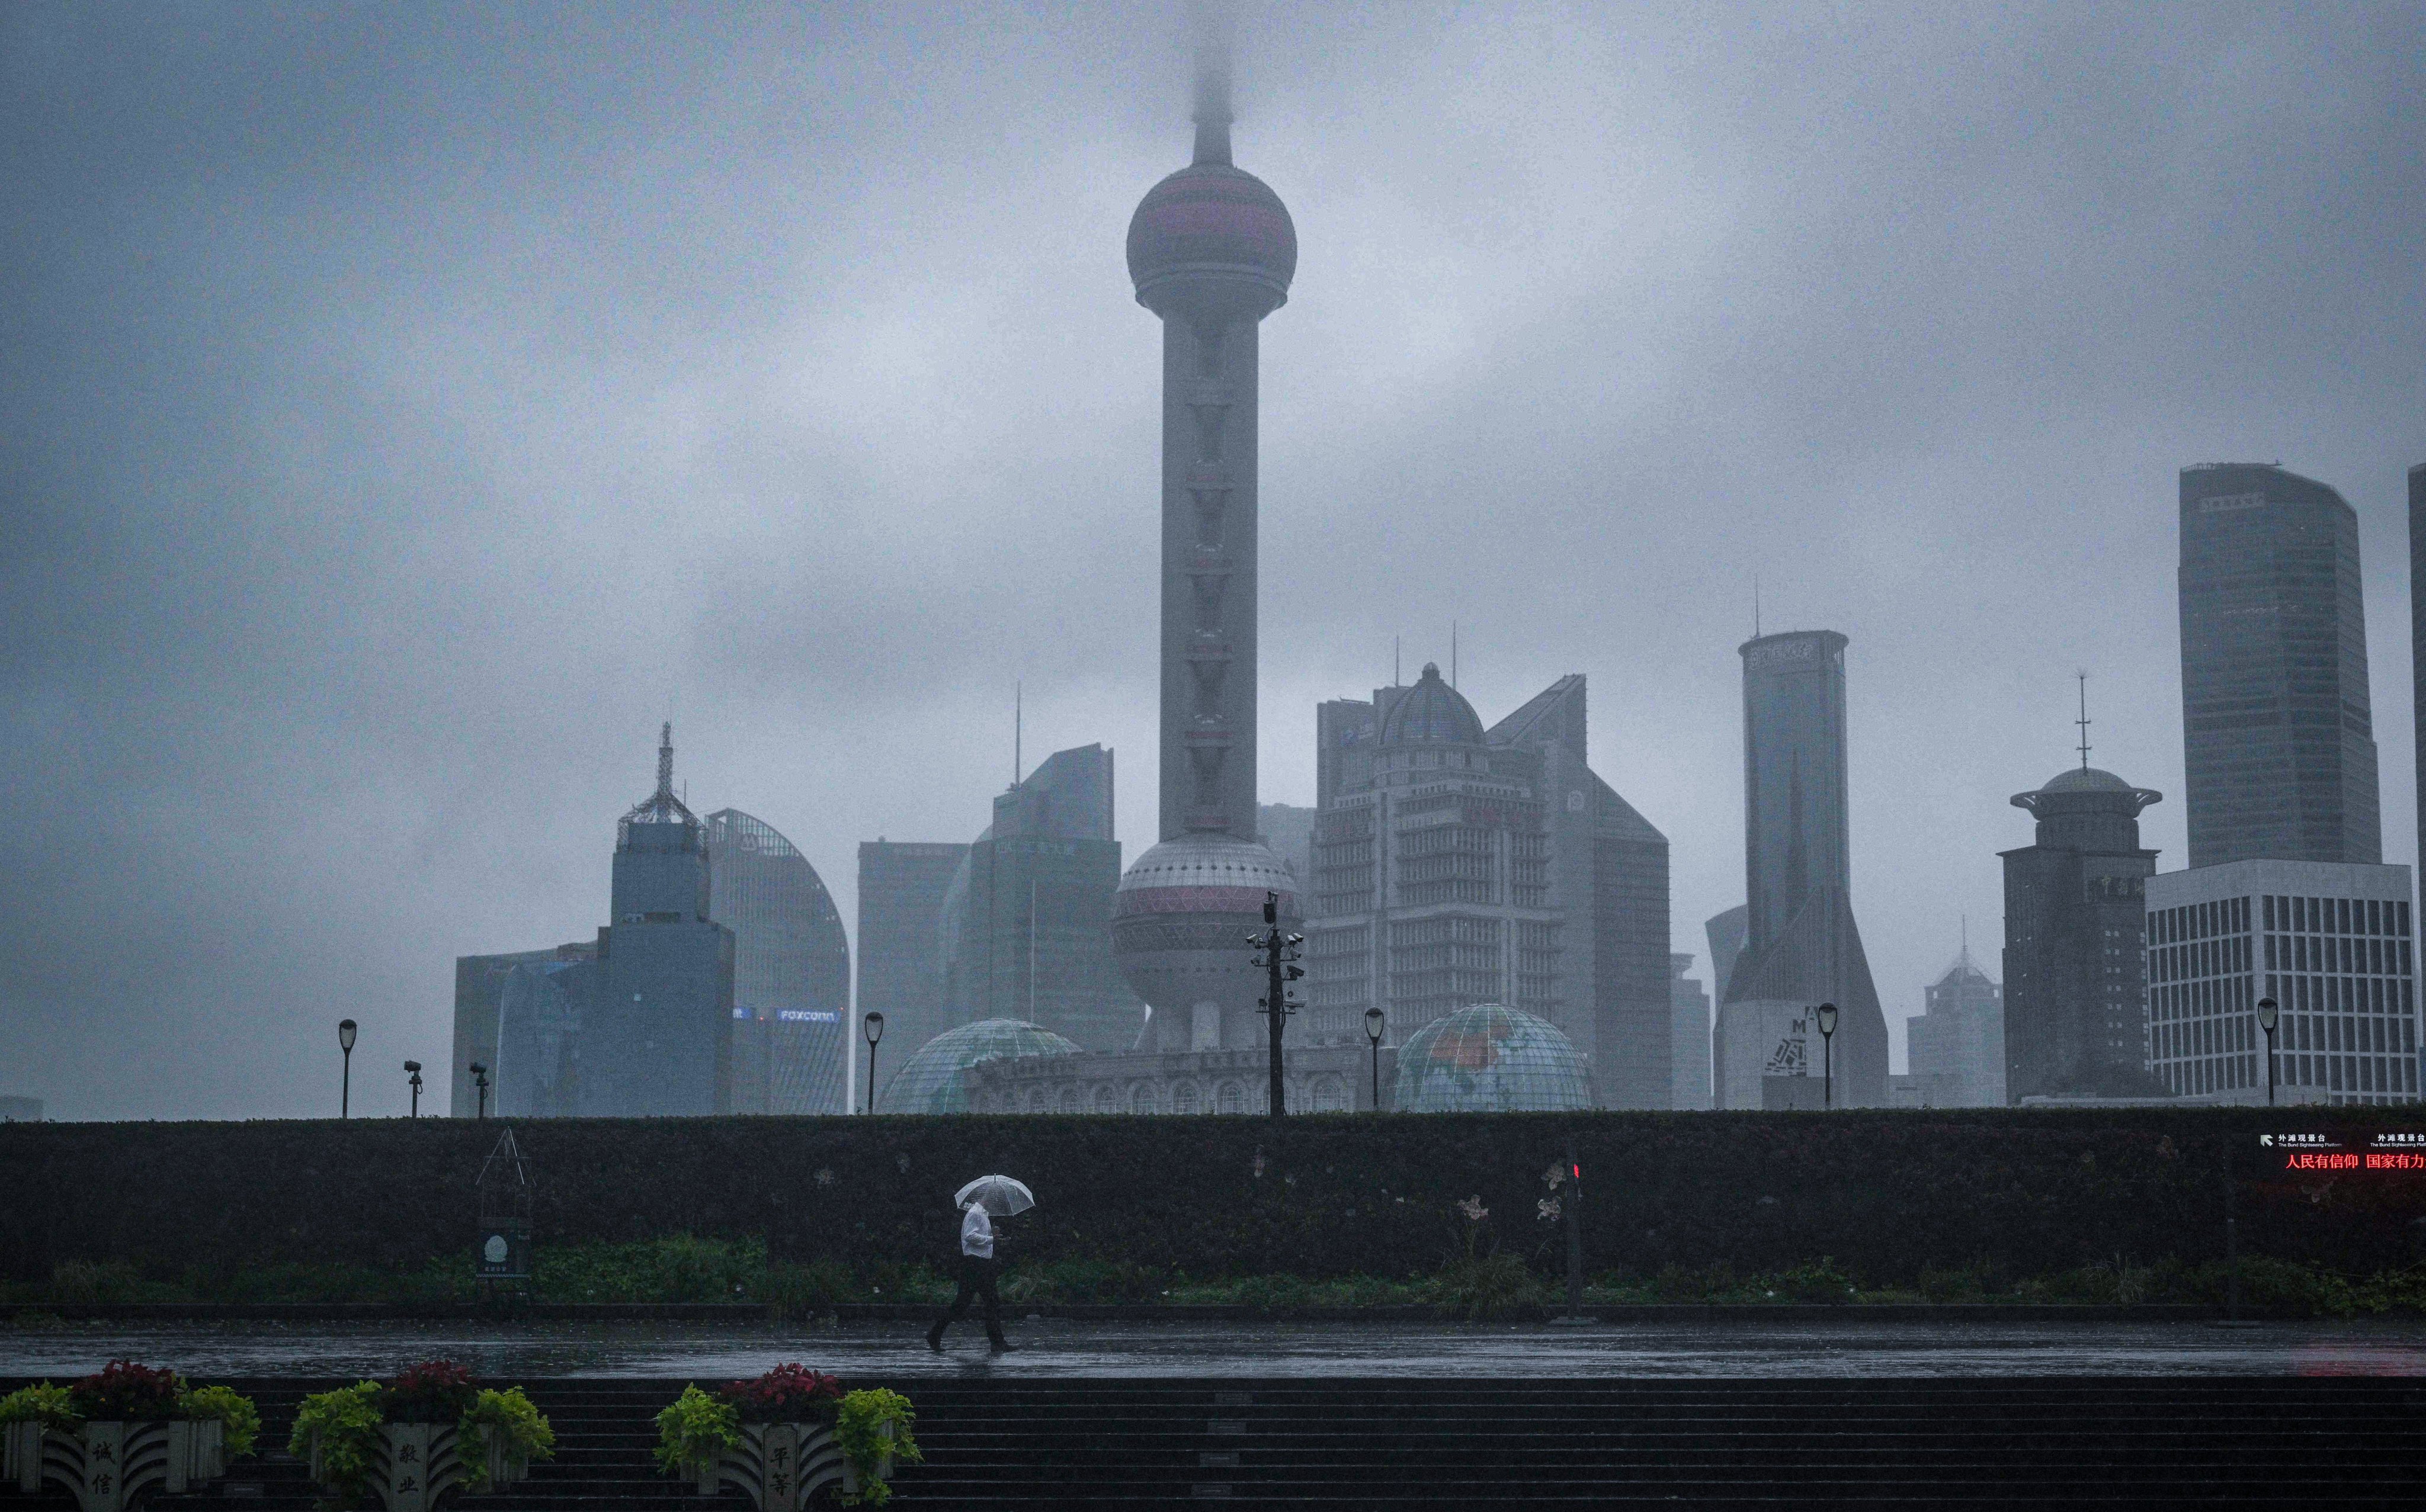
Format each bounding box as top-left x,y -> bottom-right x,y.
778,1009 -> 841,1024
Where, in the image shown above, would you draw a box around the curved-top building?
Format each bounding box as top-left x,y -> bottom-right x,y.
1112,44 -> 1305,1057
878,1018 -> 1084,1115
704,808 -> 851,1115
1393,1003 -> 1592,1113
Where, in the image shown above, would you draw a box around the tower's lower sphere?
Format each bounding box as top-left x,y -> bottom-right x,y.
1112,834 -> 1302,1052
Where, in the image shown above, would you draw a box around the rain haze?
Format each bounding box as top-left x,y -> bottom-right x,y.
5,1 -> 2424,1119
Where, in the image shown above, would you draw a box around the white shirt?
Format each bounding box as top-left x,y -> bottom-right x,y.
960,1203 -> 995,1259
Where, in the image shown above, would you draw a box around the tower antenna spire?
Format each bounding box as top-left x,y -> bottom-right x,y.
656,721 -> 674,799
1754,575 -> 1761,638
1451,621 -> 1458,689
2075,671 -> 2092,770
1189,0 -> 1234,165
1015,680 -> 1023,788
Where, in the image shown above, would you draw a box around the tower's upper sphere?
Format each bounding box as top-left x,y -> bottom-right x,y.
1126,162 -> 1297,323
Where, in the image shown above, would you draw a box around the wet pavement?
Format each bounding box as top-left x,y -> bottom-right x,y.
5,1315 -> 2425,1380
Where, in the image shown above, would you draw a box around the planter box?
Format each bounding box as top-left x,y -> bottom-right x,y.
4,1418 -> 226,1512
694,1420 -> 892,1511
306,1422 -> 533,1512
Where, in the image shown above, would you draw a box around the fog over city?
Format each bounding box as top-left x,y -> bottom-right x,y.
5,1 -> 2423,1119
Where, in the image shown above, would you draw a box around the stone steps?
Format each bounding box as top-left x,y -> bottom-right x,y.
4,1375 -> 2411,1508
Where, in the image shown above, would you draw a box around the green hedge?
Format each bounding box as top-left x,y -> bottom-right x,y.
4,1109 -> 2421,1288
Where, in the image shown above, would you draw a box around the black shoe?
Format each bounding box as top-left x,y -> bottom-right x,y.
925,1329 -> 945,1352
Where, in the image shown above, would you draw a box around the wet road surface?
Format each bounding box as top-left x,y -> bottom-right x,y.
5,1315 -> 2424,1379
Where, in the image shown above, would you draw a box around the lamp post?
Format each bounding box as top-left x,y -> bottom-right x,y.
470,1061 -> 489,1120
404,1061 -> 423,1118
1249,893 -> 1305,1120
863,1012 -> 884,1114
1815,1001 -> 1838,1110
1364,1007 -> 1386,1113
2257,996 -> 2279,1107
338,1019 -> 358,1118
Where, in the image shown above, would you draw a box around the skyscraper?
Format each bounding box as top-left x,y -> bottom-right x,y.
1302,669 -> 1672,1107
1669,954 -> 1712,1110
855,840 -> 969,1067
578,725 -> 736,1116
1907,946 -> 2004,1107
1111,37 -> 1306,1057
2180,463 -> 2380,868
2411,463 -> 2426,919
1716,631 -> 1887,1107
704,808 -> 851,1115
2002,764 -> 2165,1103
940,744 -> 1144,1052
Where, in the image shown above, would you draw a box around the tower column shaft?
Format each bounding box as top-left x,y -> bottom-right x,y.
1158,313 -> 1260,842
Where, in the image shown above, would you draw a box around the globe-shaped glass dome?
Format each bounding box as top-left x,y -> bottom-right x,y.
879,1018 -> 1083,1115
1393,1004 -> 1592,1113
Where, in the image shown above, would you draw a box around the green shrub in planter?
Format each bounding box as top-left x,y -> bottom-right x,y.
662,1368 -> 914,1512
834,1388 -> 922,1508
5,1364 -> 249,1512
292,1363 -> 551,1511
652,1385 -> 739,1478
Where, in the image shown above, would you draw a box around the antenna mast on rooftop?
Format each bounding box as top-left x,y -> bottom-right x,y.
2075,672 -> 2092,770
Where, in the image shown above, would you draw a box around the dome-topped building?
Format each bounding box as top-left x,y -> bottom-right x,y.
1395,1004 -> 1592,1112
1377,664 -> 1486,747
878,1018 -> 1083,1115
2002,728 -> 2169,1103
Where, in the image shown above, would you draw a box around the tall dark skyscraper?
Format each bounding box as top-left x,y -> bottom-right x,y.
2411,463 -> 2426,913
579,724 -> 736,1116
1714,631 -> 1887,1107
2179,463 -> 2380,868
856,840 -> 969,1068
2002,763 -> 2165,1102
1111,36 -> 1306,1057
940,744 -> 1145,1052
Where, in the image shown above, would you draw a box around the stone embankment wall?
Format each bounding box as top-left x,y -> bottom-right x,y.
3,1109 -> 2414,1283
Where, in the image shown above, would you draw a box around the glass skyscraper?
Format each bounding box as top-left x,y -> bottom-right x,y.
2179,463 -> 2380,868
1716,631 -> 1887,1107
704,808 -> 851,1115
938,744 -> 1145,1053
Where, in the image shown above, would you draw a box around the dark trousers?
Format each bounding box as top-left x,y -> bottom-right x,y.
930,1254 -> 1005,1345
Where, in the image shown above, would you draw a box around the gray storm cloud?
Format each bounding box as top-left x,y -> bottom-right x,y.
2,1 -> 2422,1117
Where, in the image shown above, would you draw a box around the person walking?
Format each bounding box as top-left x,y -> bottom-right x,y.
928,1190 -> 1011,1353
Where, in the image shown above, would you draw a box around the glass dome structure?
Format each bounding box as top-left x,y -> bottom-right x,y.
1393,1004 -> 1592,1113
878,1018 -> 1083,1115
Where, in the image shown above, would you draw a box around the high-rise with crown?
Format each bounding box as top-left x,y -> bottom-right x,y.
578,724 -> 736,1116
1110,36 -> 1307,1057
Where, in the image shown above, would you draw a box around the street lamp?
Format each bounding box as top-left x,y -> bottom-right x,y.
470,1061 -> 490,1120
1364,1007 -> 1386,1112
1814,1002 -> 1838,1109
338,1019 -> 358,1118
2257,996 -> 2280,1107
404,1061 -> 423,1118
863,1012 -> 885,1114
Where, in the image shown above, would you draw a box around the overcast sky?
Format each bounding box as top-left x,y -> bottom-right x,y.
5,2 -> 2424,1119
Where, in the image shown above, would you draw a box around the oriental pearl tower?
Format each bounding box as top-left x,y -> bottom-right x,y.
1110,36 -> 1302,1055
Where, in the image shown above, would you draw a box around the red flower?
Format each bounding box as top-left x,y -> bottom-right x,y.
384,1360 -> 478,1424
70,1362 -> 184,1421
720,1365 -> 845,1423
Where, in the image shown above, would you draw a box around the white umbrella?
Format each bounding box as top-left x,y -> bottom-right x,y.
955,1174 -> 1034,1216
